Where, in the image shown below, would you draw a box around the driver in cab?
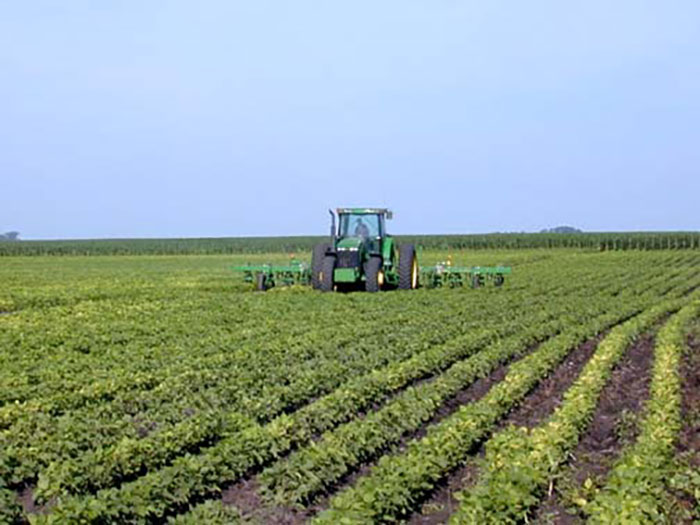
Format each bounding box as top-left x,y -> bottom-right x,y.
354,218 -> 370,239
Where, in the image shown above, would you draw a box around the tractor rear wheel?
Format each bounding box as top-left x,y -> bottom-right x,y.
365,256 -> 383,292
398,244 -> 419,290
320,255 -> 336,292
312,243 -> 330,290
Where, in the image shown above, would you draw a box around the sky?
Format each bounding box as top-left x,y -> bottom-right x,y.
1,1 -> 699,239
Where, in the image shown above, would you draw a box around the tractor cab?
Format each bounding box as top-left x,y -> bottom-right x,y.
337,210 -> 386,240
331,208 -> 394,268
336,208 -> 390,255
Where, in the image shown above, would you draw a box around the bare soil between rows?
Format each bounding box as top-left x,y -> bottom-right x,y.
410,332 -> 605,524
221,477 -> 314,525
672,334 -> 700,519
532,332 -> 656,524
678,334 -> 700,462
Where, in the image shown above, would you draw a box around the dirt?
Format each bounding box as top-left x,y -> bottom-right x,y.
409,333 -> 605,524
16,486 -> 36,516
221,477 -> 314,524
672,333 -> 700,519
14,484 -> 55,517
678,334 -> 700,463
413,362 -> 511,442
533,332 -> 656,524
505,334 -> 605,430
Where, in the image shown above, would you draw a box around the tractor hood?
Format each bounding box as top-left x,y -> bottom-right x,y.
336,237 -> 364,250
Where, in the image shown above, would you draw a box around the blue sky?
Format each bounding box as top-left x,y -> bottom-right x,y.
1,1 -> 699,239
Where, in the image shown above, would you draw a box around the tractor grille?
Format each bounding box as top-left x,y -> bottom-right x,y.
337,250 -> 360,268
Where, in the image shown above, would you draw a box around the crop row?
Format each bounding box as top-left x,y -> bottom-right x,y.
3,251 -> 682,411
8,283 -> 564,489
312,297 -> 675,523
258,291 -> 645,506
447,297 -> 689,523
3,252 -> 696,523
6,262 -> 579,413
161,266 -> 700,523
16,261 -> 621,495
2,285 -> 512,433
25,258 -> 696,521
31,260 -> 652,503
28,280 -> 623,522
0,485 -> 23,525
312,266 -> 700,524
166,500 -> 241,524
1,288 -> 457,413
31,314 -> 560,517
585,299 -> 700,523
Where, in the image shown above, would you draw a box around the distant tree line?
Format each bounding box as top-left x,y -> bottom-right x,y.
540,226 -> 583,234
0,232 -> 19,241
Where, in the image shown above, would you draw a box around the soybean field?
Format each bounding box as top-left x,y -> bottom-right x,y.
1,249 -> 699,524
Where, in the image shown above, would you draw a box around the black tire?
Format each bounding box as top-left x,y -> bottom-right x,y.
256,272 -> 268,292
365,256 -> 383,292
320,255 -> 336,292
494,273 -> 505,287
311,243 -> 331,290
471,274 -> 484,288
398,244 -> 419,290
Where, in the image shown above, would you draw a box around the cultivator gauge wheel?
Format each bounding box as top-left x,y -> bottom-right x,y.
256,272 -> 268,291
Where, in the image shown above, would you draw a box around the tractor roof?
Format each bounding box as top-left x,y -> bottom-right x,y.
336,208 -> 392,216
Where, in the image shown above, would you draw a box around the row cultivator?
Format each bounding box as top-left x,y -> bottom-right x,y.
232,208 -> 511,292
419,258 -> 511,288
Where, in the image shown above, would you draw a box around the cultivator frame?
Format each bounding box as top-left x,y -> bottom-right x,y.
232,259 -> 310,291
419,262 -> 511,288
233,258 -> 512,291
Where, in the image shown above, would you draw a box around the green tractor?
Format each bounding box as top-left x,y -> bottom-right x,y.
311,208 -> 419,292
232,207 -> 511,291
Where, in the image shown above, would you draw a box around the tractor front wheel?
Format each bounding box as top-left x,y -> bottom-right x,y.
365,256 -> 383,292
320,255 -> 336,292
398,244 -> 419,290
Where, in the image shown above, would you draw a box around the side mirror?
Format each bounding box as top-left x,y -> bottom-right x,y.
386,210 -> 393,220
